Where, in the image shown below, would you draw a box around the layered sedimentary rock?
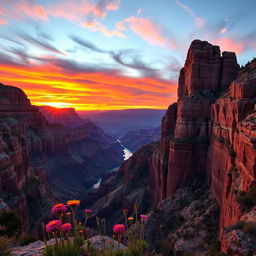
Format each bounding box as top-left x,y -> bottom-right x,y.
38,106 -> 86,128
150,103 -> 177,204
151,39 -> 240,202
208,62 -> 256,253
0,117 -> 54,232
0,83 -> 123,231
151,40 -> 255,254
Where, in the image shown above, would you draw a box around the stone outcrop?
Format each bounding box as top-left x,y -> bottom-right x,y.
145,177 -> 220,256
149,40 -> 255,254
151,39 -> 240,203
208,61 -> 256,253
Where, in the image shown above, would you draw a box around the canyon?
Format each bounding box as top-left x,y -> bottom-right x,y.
120,126 -> 160,152
0,84 -> 123,231
83,40 -> 256,255
0,39 -> 255,255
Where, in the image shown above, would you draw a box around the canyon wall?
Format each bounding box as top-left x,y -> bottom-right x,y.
0,83 -> 123,231
47,40 -> 255,254
150,40 -> 256,254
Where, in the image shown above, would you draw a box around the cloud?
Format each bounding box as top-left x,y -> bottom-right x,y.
0,17 -> 7,24
19,33 -> 65,55
48,0 -> 120,22
0,0 -> 48,22
111,50 -> 159,76
137,9 -> 142,15
175,0 -> 205,27
0,0 -> 120,26
70,35 -> 172,78
0,54 -> 177,110
70,36 -> 108,53
116,16 -> 172,47
82,20 -> 126,38
214,37 -> 244,53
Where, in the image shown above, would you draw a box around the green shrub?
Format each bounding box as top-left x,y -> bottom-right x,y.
0,210 -> 22,237
43,242 -> 81,256
236,184 -> 256,211
19,234 -> 37,246
0,236 -> 12,256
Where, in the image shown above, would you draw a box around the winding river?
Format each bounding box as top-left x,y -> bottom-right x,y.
92,140 -> 133,189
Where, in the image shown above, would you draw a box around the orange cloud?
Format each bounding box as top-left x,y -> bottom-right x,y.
0,18 -> 7,24
0,0 -> 48,22
83,20 -> 126,38
213,37 -> 244,53
116,16 -> 168,47
48,0 -> 120,22
0,0 -> 120,25
18,0 -> 48,21
0,61 -> 177,111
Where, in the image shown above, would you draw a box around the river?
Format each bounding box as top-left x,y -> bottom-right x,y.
92,140 -> 133,189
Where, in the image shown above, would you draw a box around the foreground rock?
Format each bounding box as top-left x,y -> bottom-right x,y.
145,177 -> 220,255
82,235 -> 126,251
12,240 -> 45,256
11,236 -> 126,256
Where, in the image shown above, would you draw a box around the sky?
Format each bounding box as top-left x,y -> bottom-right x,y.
0,0 -> 255,111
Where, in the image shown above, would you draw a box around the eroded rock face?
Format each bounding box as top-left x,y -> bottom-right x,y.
145,177 -> 220,256
0,117 -> 54,232
149,40 -> 255,254
178,40 -> 239,97
208,62 -> 256,253
80,143 -> 158,228
0,83 -> 123,232
150,103 -> 177,203
151,40 -> 240,203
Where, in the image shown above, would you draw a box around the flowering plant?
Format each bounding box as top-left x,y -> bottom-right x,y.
43,200 -> 149,256
42,199 -> 86,256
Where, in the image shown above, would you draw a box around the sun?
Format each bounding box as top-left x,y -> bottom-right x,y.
36,102 -> 74,109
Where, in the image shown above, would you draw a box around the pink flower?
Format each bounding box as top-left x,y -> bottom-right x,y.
113,224 -> 126,234
61,223 -> 72,232
51,203 -> 67,215
140,214 -> 148,222
46,220 -> 62,233
85,209 -> 92,215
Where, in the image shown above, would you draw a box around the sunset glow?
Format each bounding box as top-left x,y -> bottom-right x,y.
0,0 -> 255,110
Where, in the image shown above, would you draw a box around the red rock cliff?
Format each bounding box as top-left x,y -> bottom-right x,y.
151,39 -> 240,201
151,40 -> 256,254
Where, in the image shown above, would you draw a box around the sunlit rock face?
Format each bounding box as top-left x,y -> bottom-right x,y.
208,61 -> 256,253
150,40 -> 255,254
151,39 -> 240,201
